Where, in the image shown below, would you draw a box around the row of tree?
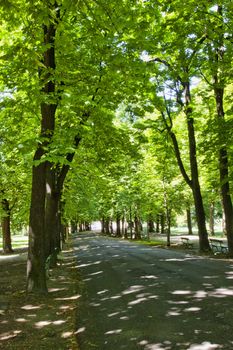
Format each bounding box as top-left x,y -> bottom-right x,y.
1,0 -> 233,293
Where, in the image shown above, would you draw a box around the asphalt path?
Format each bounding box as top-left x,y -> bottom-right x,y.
74,233 -> 233,350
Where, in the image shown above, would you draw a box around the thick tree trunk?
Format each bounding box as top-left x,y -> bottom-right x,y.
27,16 -> 58,293
1,199 -> 13,254
212,6 -> 233,255
163,77 -> 210,251
187,115 -> 210,251
27,152 -> 47,293
184,81 -> 210,251
44,165 -> 62,267
216,102 -> 233,255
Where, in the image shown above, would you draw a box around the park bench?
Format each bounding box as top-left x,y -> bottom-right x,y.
180,237 -> 194,249
209,238 -> 228,254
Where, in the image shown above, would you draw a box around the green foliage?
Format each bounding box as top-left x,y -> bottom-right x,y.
1,0 -> 233,235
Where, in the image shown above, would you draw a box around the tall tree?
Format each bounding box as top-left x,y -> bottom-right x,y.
202,3 -> 233,255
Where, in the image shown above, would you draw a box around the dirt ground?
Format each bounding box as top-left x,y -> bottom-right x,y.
0,243 -> 80,350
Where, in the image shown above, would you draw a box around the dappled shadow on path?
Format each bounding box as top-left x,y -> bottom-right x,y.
74,233 -> 233,350
0,249 -> 79,349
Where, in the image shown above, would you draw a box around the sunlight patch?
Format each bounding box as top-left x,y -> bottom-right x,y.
34,320 -> 51,328
61,331 -> 73,338
171,290 -> 191,295
55,294 -> 80,301
53,320 -> 66,325
128,297 -> 147,306
187,341 -> 220,349
184,307 -> 201,312
75,327 -> 86,334
108,312 -> 120,317
105,329 -> 122,335
97,289 -> 108,295
225,272 -> 233,279
88,271 -> 103,276
48,288 -> 67,292
21,304 -> 42,310
193,291 -> 207,298
0,330 -> 22,341
141,275 -> 158,280
122,285 -> 144,295
166,310 -> 181,316
210,288 -> 233,297
15,318 -> 27,323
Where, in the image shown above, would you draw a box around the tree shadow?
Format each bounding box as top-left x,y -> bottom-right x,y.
74,233 -> 233,349
0,249 -> 79,349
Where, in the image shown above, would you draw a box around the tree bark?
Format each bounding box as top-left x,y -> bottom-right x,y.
27,150 -> 47,293
116,213 -> 121,237
156,214 -> 160,233
186,207 -> 193,235
212,5 -> 233,256
186,112 -> 210,251
166,208 -> 171,247
27,15 -> 58,293
209,202 -> 215,236
134,215 -> 141,239
148,212 -> 155,233
1,199 -> 13,254
166,79 -> 210,251
160,213 -> 165,234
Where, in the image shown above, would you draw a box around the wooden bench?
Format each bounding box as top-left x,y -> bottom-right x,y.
180,237 -> 194,249
209,238 -> 228,254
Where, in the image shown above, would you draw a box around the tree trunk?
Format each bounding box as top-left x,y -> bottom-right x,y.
71,221 -> 77,233
129,206 -> 133,239
163,77 -> 210,252
101,218 -> 105,234
27,152 -> 47,293
166,208 -> 171,247
134,216 -> 141,240
148,213 -> 155,233
209,202 -> 215,236
27,15 -> 58,293
187,115 -> 210,251
160,213 -> 165,234
104,218 -> 110,235
44,165 -> 61,263
156,215 -> 160,233
184,81 -> 210,251
1,199 -> 13,254
116,213 -> 121,237
214,73 -> 233,254
186,207 -> 193,235
212,5 -> 233,255
221,199 -> 227,236
121,217 -> 125,238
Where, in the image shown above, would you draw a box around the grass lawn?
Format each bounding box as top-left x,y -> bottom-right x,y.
0,234 -> 28,250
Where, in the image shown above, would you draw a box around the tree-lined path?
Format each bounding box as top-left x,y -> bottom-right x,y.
75,233 -> 233,350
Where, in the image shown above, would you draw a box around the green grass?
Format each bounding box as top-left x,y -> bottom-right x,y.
0,234 -> 28,250
131,239 -> 166,247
